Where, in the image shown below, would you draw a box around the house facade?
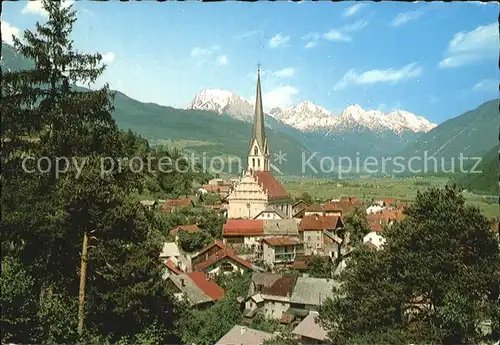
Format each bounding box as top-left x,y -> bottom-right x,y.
299,215 -> 344,255
363,231 -> 386,249
261,237 -> 304,267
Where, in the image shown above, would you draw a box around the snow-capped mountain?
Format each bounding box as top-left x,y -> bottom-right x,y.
186,89 -> 437,135
186,89 -> 254,122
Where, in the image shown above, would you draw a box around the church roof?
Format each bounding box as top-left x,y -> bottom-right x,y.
254,171 -> 290,200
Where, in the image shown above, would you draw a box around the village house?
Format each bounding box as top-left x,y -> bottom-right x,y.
169,224 -> 200,242
366,204 -> 385,214
162,259 -> 183,279
165,272 -> 224,309
162,197 -> 195,214
289,277 -> 338,313
291,200 -> 309,218
261,237 -> 304,268
139,199 -> 159,211
292,311 -> 329,344
191,240 -> 227,268
215,325 -> 274,345
222,218 -> 300,250
223,219 -> 264,248
159,242 -> 192,272
198,183 -> 233,199
363,230 -> 386,249
322,230 -> 346,260
243,273 -> 297,322
195,247 -> 256,277
253,205 -> 288,220
227,69 -> 293,219
303,203 -> 343,218
299,215 -> 344,255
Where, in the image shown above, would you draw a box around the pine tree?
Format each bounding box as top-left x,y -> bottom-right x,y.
2,1 -> 178,343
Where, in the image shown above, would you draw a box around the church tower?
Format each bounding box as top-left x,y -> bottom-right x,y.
247,68 -> 270,172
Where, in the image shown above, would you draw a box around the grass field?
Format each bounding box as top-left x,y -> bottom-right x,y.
280,176 -> 498,220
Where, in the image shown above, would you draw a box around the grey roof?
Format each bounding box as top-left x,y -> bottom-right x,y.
168,274 -> 212,305
263,219 -> 299,236
292,311 -> 328,341
290,277 -> 339,306
251,272 -> 282,287
250,69 -> 266,152
323,230 -> 342,243
216,325 -> 274,345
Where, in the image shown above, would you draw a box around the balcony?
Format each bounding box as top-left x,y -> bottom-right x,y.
274,252 -> 296,263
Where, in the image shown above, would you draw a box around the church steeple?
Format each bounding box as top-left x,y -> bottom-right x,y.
248,66 -> 270,172
252,66 -> 266,151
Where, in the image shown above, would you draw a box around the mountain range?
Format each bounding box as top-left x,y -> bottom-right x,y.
2,42 -> 498,179
186,88 -> 437,134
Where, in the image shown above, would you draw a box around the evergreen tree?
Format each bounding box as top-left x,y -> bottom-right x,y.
318,185 -> 500,344
1,1 -> 179,343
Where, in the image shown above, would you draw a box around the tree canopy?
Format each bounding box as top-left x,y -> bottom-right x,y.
318,185 -> 500,344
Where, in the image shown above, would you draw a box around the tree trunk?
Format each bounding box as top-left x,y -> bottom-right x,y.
77,231 -> 89,335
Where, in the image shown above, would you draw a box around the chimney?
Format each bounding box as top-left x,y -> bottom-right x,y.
240,326 -> 247,334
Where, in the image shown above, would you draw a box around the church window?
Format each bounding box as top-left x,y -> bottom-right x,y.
252,158 -> 255,167
257,159 -> 260,167
254,146 -> 258,155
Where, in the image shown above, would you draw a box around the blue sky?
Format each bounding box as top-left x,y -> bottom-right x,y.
2,1 -> 498,124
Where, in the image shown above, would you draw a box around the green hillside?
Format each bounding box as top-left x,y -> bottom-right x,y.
2,43 -> 317,175
394,99 -> 499,173
457,143 -> 499,195
111,91 -> 318,175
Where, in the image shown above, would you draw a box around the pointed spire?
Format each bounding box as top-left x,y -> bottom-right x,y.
252,66 -> 266,150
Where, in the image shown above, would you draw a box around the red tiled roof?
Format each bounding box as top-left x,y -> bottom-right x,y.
280,314 -> 295,324
197,249 -> 253,271
382,198 -> 396,206
291,260 -> 309,270
367,210 -> 405,224
170,224 -> 200,236
305,203 -> 343,213
223,219 -> 264,236
261,275 -> 297,297
202,185 -> 232,193
262,237 -> 302,246
369,222 -> 383,232
165,260 -> 183,275
162,198 -> 193,213
194,240 -> 228,259
187,271 -> 225,301
299,215 -> 343,232
254,171 -> 290,200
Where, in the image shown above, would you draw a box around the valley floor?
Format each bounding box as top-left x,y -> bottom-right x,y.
278,176 -> 498,220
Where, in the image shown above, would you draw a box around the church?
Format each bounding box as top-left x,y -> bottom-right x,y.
227,69 -> 293,219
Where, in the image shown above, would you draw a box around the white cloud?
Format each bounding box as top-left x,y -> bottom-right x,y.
324,30 -> 351,42
391,10 -> 423,27
263,85 -> 298,110
305,41 -> 317,49
234,30 -> 260,40
343,3 -> 366,17
100,52 -> 115,64
216,55 -> 229,66
472,79 -> 497,92
190,45 -> 220,57
21,0 -> 73,17
438,23 -> 497,68
268,33 -> 290,48
334,62 -> 422,90
1,21 -> 21,45
323,20 -> 368,42
272,67 -> 295,78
